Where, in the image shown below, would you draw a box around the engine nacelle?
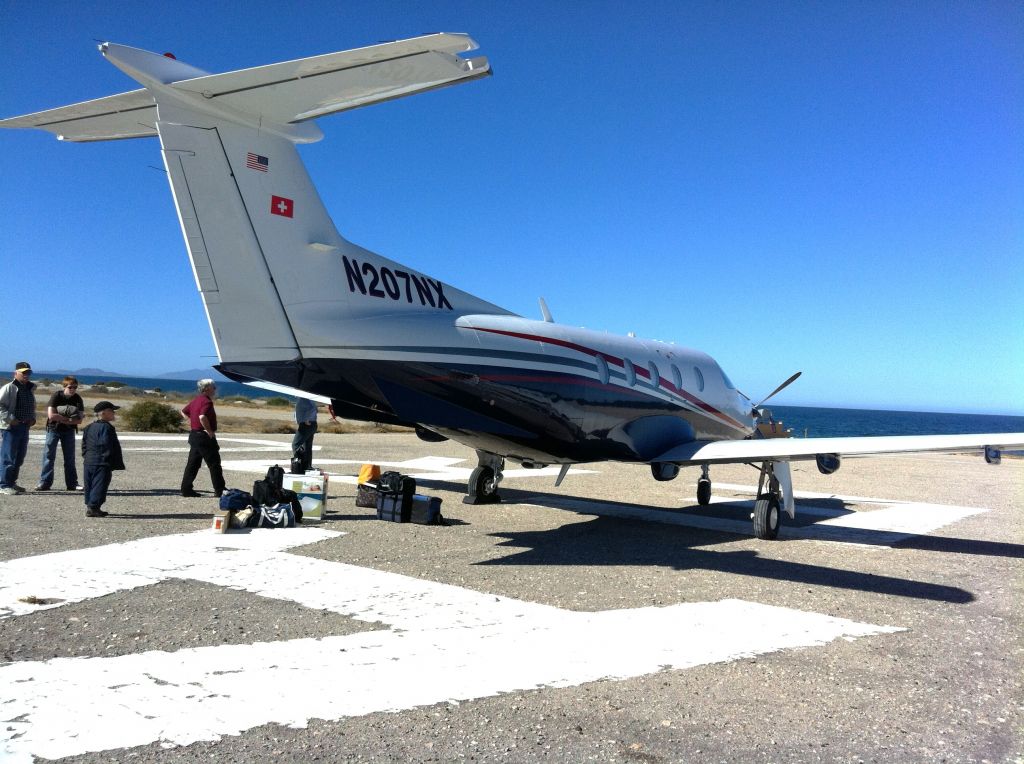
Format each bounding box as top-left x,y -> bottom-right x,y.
816,453 -> 841,475
650,462 -> 680,482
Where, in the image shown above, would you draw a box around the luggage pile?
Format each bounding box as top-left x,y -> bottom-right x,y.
211,465 -> 304,532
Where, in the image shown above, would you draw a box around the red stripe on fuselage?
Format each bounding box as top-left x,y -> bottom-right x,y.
472,327 -> 747,432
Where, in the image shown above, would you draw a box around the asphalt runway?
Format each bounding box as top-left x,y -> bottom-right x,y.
1,431 -> 1021,763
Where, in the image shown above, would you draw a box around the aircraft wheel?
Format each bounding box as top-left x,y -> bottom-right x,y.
752,494 -> 781,540
465,465 -> 501,505
696,478 -> 711,506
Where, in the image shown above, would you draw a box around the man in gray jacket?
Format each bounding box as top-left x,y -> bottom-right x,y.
0,362 -> 37,495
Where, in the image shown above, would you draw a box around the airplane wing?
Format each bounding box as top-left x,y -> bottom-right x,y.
654,433 -> 1024,466
0,33 -> 489,143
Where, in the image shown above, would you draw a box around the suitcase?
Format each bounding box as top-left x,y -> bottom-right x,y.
409,494 -> 443,525
376,491 -> 410,522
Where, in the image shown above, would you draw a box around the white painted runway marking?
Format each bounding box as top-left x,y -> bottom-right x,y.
534,494 -> 987,546
0,530 -> 900,761
220,455 -> 596,485
28,433 -> 304,453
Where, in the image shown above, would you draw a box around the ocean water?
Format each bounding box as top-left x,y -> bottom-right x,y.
769,405 -> 1024,439
31,373 -> 1024,438
33,373 -> 278,401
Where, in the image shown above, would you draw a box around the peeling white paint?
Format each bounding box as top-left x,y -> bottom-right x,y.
0,529 -> 901,761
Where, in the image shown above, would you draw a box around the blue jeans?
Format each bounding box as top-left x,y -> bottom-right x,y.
39,428 -> 78,489
1,423 -> 30,488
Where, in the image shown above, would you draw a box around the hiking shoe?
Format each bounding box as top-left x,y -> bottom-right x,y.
12,485 -> 26,494
0,487 -> 18,496
35,484 -> 51,491
85,508 -> 108,517
68,485 -> 83,491
181,490 -> 203,498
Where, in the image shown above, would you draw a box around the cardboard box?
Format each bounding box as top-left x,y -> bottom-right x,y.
212,511 -> 231,533
284,469 -> 328,522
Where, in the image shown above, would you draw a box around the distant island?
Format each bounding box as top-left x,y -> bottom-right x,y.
33,367 -> 229,381
35,367 -> 129,377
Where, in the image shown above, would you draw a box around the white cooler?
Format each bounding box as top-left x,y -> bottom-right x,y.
284,469 -> 328,522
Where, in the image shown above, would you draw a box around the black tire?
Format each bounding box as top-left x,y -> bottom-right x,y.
753,494 -> 781,540
465,465 -> 500,504
696,478 -> 711,506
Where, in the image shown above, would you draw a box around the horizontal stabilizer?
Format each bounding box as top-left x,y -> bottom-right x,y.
0,33 -> 490,143
0,89 -> 157,142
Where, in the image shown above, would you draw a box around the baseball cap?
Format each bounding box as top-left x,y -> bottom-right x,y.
93,401 -> 121,413
15,362 -> 31,373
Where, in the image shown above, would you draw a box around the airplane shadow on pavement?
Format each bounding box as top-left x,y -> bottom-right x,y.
409,480 -> 995,604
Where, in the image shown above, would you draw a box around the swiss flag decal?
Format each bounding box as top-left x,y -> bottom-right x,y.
270,195 -> 294,218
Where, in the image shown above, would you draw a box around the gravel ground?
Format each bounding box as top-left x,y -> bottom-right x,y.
1,431 -> 1021,763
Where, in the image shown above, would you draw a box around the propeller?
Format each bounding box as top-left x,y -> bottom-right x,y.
752,371 -> 802,411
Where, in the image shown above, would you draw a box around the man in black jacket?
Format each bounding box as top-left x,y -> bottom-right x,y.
81,401 -> 125,518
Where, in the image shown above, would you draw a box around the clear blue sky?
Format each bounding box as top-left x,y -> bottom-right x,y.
1,1 -> 1021,414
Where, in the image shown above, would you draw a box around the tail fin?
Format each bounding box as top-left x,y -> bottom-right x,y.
1,35 -> 506,369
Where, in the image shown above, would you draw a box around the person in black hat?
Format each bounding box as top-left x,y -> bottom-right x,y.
80,401 -> 125,517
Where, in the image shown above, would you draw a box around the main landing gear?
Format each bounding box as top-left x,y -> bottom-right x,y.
464,450 -> 504,505
691,461 -> 792,540
752,460 -> 793,540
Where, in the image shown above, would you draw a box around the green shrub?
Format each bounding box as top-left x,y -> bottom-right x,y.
264,396 -> 291,407
123,400 -> 183,432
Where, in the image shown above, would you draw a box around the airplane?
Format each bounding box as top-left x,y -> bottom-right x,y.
3,34 -> 1022,539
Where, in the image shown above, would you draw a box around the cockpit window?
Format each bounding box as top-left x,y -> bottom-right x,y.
719,366 -> 736,390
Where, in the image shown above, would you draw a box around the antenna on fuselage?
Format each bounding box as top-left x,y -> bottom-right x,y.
539,297 -> 554,323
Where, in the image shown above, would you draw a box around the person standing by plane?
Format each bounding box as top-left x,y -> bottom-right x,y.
36,375 -> 85,491
179,378 -> 225,498
81,400 -> 125,517
292,397 -> 318,473
0,362 -> 37,495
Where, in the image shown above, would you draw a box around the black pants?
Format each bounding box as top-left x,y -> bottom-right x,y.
83,464 -> 112,510
181,431 -> 225,494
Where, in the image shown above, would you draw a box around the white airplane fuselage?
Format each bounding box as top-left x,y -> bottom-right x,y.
221,307 -> 755,467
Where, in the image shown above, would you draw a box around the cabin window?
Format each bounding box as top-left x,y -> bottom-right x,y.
624,358 -> 636,387
671,364 -> 682,391
694,365 -> 704,392
596,355 -> 610,385
648,361 -> 659,388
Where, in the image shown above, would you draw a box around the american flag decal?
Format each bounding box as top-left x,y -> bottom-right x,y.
246,152 -> 269,172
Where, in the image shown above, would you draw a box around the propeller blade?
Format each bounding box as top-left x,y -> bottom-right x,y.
753,371 -> 802,409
